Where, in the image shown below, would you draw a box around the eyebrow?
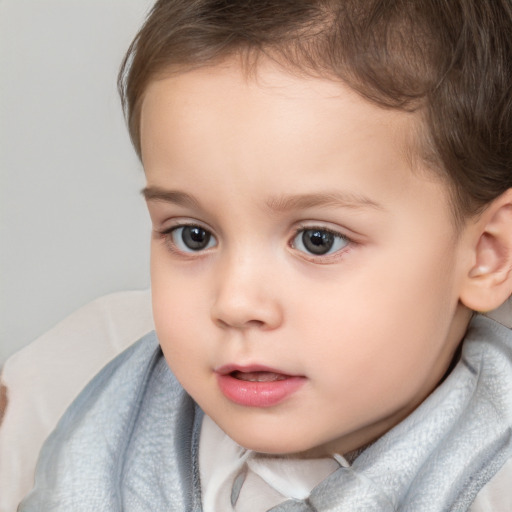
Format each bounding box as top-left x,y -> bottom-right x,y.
142,187 -> 385,213
265,192 -> 385,213
142,187 -> 200,209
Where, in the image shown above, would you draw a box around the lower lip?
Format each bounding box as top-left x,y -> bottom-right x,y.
216,373 -> 306,407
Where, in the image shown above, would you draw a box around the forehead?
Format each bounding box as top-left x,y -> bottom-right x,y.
140,59 -> 446,216
141,59 -> 419,158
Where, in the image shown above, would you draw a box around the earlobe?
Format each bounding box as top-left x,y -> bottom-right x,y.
460,189 -> 512,313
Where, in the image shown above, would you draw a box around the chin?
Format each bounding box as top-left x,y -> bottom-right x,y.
227,429 -> 315,456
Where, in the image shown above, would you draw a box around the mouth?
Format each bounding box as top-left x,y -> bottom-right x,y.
215,365 -> 306,407
230,370 -> 289,383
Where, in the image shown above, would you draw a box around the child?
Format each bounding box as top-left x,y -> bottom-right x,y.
20,0 -> 512,510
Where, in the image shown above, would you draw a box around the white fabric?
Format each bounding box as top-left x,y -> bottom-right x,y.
245,454 -> 342,500
470,457 -> 512,512
200,415 -> 252,511
0,290 -> 153,512
199,415 -> 344,511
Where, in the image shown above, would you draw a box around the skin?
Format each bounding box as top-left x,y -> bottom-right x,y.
140,59 -> 474,458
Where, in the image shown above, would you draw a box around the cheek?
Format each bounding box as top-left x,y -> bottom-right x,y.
151,279 -> 210,393
150,247 -> 209,356
291,247 -> 459,396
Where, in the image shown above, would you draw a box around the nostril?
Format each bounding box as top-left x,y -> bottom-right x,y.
214,317 -> 265,330
245,319 -> 265,328
214,317 -> 230,329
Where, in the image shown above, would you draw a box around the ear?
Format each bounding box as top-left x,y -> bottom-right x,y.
459,188 -> 512,312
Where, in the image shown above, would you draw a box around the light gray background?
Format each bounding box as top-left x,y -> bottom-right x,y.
1,0 -> 155,364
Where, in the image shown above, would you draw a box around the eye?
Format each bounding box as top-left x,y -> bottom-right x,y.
292,228 -> 349,256
169,225 -> 217,253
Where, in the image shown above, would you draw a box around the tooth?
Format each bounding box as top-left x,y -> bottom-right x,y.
233,371 -> 287,382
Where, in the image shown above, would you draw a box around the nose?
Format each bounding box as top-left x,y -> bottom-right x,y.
211,252 -> 283,331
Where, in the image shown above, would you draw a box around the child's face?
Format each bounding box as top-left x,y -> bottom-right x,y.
142,59 -> 472,457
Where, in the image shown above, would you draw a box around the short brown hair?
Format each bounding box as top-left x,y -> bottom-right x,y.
119,0 -> 512,220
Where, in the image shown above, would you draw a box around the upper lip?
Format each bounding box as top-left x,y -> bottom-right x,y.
215,364 -> 299,377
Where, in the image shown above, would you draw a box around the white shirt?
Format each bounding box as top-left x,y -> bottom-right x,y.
199,415 -> 347,511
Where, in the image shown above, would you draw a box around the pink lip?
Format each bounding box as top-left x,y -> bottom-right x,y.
215,364 -> 306,408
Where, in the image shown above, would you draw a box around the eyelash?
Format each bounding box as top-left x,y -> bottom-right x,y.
156,222 -> 353,261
